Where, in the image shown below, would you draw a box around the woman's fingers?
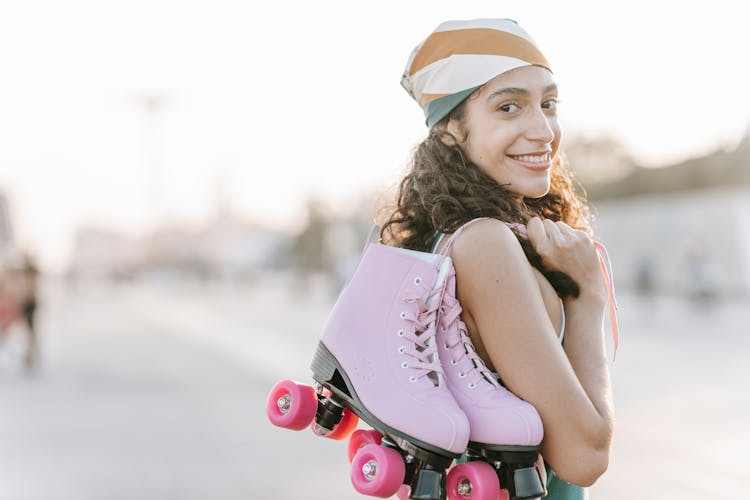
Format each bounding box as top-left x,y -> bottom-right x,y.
526,218 -> 580,268
526,217 -> 547,248
524,217 -> 603,289
527,217 -> 556,264
543,218 -> 564,240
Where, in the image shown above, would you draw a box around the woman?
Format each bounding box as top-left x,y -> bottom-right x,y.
381,18 -> 616,498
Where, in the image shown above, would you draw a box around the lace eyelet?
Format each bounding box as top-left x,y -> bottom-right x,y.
396,329 -> 404,337
450,360 -> 457,365
468,383 -> 477,389
443,343 -> 449,350
399,311 -> 407,319
414,277 -> 422,285
408,376 -> 417,382
397,346 -> 405,354
440,326 -> 447,332
458,372 -> 466,378
401,362 -> 408,368
440,306 -> 445,313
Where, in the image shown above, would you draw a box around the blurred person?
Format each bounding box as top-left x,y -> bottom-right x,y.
634,255 -> 655,296
18,252 -> 40,372
0,273 -> 21,335
2,252 -> 41,372
381,18 -> 618,497
684,244 -> 717,305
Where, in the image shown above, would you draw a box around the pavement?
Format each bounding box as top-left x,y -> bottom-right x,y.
0,275 -> 748,500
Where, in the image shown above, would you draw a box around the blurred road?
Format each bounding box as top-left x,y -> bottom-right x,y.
0,277 -> 748,500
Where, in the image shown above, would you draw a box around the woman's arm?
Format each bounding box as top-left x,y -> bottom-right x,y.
449,218 -> 614,486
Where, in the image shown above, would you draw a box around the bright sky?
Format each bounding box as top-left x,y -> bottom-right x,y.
1,0 -> 749,272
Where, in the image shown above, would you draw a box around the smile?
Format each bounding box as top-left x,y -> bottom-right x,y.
507,153 -> 552,170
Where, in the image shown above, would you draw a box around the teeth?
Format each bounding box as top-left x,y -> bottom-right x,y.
511,153 -> 549,163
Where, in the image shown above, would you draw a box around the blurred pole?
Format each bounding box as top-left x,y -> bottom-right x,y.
0,191 -> 14,253
137,94 -> 167,231
137,94 -> 167,272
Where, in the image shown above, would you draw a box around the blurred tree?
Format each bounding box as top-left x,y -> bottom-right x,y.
587,133 -> 750,200
291,198 -> 331,274
563,133 -> 636,186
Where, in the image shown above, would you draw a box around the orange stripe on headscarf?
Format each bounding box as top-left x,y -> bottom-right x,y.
407,28 -> 550,77
418,93 -> 452,106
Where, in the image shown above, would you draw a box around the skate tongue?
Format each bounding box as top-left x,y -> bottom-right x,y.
420,307 -> 445,388
424,337 -> 441,387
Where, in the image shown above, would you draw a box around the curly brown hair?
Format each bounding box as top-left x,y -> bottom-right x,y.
379,103 -> 592,298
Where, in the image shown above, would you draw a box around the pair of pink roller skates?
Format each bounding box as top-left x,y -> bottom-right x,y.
267,225 -> 547,500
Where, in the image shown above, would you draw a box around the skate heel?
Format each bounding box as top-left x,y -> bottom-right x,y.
309,341 -> 357,434
310,341 -> 348,394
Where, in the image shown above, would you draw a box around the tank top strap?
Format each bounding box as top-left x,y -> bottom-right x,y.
428,232 -> 446,253
436,217 -> 492,256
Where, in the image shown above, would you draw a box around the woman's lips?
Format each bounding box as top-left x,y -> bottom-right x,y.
507,154 -> 552,171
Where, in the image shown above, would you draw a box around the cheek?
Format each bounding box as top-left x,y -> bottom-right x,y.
463,135 -> 485,165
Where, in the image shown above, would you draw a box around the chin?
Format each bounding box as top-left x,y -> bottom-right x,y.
519,183 -> 551,199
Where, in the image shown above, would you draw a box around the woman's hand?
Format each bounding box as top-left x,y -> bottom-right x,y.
525,217 -> 606,301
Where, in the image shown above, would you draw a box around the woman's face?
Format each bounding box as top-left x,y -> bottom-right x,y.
446,65 -> 562,199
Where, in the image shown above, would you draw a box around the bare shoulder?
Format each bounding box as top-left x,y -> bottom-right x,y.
444,218 -> 544,335
447,218 -> 529,273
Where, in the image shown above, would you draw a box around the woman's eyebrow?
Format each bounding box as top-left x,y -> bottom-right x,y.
487,83 -> 558,101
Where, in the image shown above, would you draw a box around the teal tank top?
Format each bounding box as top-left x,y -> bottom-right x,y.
543,463 -> 587,499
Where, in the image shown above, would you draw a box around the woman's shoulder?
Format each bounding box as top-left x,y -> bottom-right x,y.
435,218 -> 536,294
441,218 -> 524,260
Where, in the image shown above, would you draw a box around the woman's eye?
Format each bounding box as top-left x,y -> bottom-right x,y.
499,103 -> 520,113
542,99 -> 559,111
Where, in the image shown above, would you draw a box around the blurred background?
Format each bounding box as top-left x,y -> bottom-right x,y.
1,1 -> 748,499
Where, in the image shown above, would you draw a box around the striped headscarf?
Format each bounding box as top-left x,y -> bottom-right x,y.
401,19 -> 552,128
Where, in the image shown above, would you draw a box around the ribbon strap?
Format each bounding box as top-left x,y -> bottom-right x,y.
593,241 -> 620,361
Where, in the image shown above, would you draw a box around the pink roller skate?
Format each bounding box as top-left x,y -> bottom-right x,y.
434,223 -> 546,500
267,226 -> 470,499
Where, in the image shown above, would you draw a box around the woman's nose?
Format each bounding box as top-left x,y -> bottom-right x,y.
525,108 -> 555,144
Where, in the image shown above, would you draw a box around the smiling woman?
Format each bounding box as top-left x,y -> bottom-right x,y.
380,18 -> 615,499
444,67 -> 561,200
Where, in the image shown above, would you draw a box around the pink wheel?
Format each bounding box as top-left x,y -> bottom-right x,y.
313,407 -> 360,441
266,379 -> 317,430
350,444 -> 405,498
446,461 -> 500,500
347,429 -> 383,463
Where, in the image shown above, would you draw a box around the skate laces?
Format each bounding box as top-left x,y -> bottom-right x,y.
399,278 -> 445,386
439,268 -> 500,390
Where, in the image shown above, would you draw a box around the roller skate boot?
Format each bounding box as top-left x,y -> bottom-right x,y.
267,226 -> 470,499
437,263 -> 546,500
